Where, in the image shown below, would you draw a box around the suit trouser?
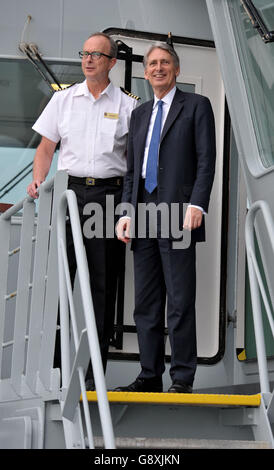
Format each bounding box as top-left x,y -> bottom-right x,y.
54,178 -> 123,374
133,184 -> 197,386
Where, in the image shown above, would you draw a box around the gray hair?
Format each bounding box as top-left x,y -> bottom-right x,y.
88,32 -> 118,58
143,42 -> 180,69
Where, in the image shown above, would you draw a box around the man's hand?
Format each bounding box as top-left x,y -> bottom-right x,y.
26,136 -> 56,199
27,179 -> 44,199
116,217 -> 131,244
183,206 -> 203,231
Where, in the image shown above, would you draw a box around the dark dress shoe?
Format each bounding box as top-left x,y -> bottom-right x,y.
85,378 -> 95,391
114,377 -> 163,393
168,381 -> 193,393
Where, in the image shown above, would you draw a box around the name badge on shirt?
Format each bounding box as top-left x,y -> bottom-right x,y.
104,112 -> 119,119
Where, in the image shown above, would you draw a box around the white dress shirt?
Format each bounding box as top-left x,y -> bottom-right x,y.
141,87 -> 176,178
142,86 -> 204,213
32,80 -> 138,178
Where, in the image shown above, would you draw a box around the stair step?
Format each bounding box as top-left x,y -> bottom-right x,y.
85,391 -> 261,407
93,436 -> 270,449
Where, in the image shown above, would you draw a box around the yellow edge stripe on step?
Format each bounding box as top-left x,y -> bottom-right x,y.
83,391 -> 261,407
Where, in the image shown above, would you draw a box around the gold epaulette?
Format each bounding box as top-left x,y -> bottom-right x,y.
120,87 -> 140,100
52,82 -> 78,92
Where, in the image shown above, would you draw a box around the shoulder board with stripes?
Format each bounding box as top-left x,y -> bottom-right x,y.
120,87 -> 140,100
52,82 -> 78,92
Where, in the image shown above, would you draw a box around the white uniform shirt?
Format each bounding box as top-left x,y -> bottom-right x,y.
32,80 -> 138,178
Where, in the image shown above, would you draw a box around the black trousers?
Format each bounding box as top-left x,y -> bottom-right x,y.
133,183 -> 197,386
54,178 -> 124,375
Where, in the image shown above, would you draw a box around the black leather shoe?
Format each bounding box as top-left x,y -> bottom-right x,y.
168,381 -> 192,393
85,378 -> 95,391
114,377 -> 163,393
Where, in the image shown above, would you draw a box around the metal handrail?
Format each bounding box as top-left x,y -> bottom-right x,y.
0,174 -> 56,221
57,189 -> 115,449
245,200 -> 274,401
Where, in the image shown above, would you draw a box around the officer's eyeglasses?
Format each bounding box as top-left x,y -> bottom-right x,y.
79,51 -> 113,60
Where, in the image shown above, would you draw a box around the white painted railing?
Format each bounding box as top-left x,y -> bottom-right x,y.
57,188 -> 115,449
245,200 -> 274,404
0,171 -> 67,398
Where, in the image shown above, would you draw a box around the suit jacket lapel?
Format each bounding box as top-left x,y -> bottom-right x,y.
160,88 -> 185,143
134,100 -> 154,174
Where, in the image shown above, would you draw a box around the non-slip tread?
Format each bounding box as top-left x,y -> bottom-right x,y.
84,391 -> 261,407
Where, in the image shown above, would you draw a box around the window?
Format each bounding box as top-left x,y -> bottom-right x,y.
253,0 -> 274,31
241,0 -> 274,42
229,1 -> 274,168
0,59 -> 83,204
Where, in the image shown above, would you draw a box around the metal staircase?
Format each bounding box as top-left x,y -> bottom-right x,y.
40,389 -> 271,449
79,390 -> 271,449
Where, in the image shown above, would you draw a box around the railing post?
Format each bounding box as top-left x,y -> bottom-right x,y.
57,195 -> 72,390
0,214 -> 11,379
245,200 -> 274,397
11,197 -> 36,395
38,170 -> 68,390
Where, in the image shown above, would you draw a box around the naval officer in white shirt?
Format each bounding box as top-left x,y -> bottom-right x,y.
27,32 -> 139,390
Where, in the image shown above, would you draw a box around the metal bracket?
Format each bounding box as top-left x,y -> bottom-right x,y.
220,407 -> 258,426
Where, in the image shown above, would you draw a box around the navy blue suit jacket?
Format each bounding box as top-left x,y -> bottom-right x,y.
122,88 -> 216,242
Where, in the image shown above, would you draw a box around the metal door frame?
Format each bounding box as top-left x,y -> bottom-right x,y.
105,27 -> 229,366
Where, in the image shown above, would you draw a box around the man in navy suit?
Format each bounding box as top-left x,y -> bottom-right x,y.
115,43 -> 216,393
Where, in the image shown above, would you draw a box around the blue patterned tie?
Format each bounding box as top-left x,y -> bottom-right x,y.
145,100 -> 163,193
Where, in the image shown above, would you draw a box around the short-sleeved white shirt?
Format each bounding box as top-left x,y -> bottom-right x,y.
32,80 -> 138,178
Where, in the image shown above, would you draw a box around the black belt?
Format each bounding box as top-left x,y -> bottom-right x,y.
69,176 -> 123,186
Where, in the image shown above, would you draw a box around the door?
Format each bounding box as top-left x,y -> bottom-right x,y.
108,31 -> 226,364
